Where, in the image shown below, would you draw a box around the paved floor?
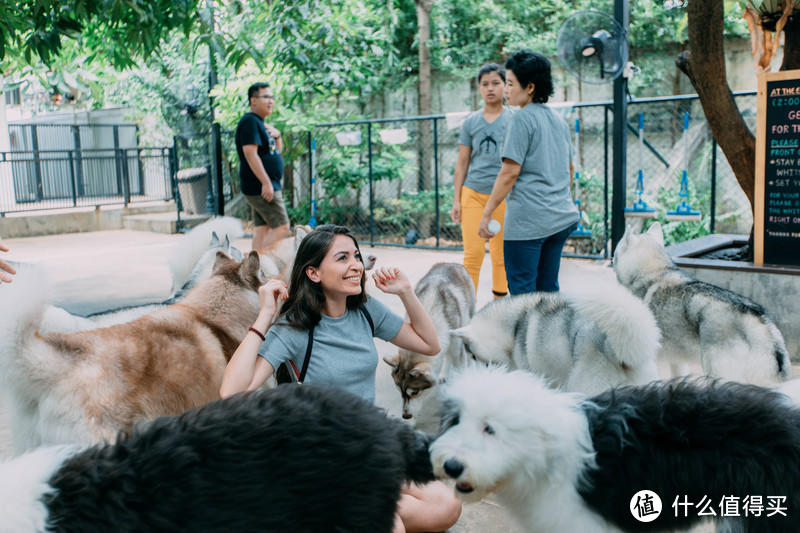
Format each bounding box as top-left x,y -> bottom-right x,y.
0,229 -> 719,532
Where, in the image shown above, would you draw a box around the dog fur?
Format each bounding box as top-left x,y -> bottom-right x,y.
384,263 -> 475,421
613,222 -> 791,386
0,252 -> 264,453
39,217 -> 246,335
450,283 -> 661,395
431,365 -> 800,533
0,384 -> 435,533
169,216 -> 246,291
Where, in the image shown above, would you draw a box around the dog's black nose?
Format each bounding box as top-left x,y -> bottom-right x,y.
443,458 -> 464,478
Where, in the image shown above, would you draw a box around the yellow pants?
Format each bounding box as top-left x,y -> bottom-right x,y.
460,186 -> 508,295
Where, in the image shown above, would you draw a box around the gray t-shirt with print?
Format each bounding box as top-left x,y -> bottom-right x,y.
501,103 -> 578,240
458,108 -> 512,194
258,296 -> 404,404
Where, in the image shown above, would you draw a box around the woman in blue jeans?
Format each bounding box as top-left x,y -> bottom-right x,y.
478,50 -> 578,294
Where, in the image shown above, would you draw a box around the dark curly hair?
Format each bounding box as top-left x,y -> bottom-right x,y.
504,50 -> 554,104
278,224 -> 367,331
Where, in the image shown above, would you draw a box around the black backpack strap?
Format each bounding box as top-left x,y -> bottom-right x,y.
297,326 -> 314,384
360,305 -> 374,336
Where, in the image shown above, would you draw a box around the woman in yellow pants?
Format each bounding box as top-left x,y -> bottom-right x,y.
450,63 -> 510,298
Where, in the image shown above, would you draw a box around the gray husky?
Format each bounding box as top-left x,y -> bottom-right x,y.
613,222 -> 791,385
450,282 -> 661,395
384,263 -> 475,422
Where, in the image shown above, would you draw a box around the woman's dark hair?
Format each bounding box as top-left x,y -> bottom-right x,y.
504,50 -> 554,104
247,82 -> 270,100
478,62 -> 506,83
278,224 -> 367,330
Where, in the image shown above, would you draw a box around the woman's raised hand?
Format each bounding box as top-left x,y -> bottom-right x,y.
372,266 -> 411,295
258,278 -> 288,314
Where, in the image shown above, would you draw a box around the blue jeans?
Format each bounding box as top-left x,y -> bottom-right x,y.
503,223 -> 577,295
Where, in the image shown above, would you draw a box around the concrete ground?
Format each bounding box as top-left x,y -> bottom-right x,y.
0,229 -> 722,532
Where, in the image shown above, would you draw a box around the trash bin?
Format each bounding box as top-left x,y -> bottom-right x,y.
176,167 -> 209,215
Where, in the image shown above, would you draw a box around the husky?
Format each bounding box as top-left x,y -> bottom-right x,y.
432,365 -> 800,532
450,282 -> 661,395
613,222 -> 791,386
383,263 -> 475,422
0,384 -> 435,533
0,252 -> 264,453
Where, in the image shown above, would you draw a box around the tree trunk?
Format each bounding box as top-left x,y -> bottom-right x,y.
677,0 -> 756,208
672,55 -> 682,146
416,0 -> 433,193
781,15 -> 800,71
416,0 -> 434,237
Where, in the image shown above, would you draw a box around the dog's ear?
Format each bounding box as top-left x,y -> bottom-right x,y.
209,231 -> 221,247
409,367 -> 434,384
383,355 -> 399,369
295,226 -> 310,251
645,221 -> 664,246
212,250 -> 234,274
222,234 -> 231,250
244,250 -> 261,276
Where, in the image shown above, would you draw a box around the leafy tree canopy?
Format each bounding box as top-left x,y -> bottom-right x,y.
0,0 -> 198,68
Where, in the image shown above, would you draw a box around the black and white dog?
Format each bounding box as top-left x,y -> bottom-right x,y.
431,365 -> 800,533
0,385 -> 434,533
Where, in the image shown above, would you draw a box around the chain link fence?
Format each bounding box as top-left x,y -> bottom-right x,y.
280,91 -> 756,257
1,123 -> 173,215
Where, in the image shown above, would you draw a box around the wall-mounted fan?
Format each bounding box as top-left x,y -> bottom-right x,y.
557,10 -> 629,84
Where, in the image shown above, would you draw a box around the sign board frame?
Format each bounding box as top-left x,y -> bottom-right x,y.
754,68 -> 800,266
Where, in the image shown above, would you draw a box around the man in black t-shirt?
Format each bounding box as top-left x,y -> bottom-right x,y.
235,82 -> 290,251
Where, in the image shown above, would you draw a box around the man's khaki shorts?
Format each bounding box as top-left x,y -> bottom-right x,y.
244,190 -> 290,228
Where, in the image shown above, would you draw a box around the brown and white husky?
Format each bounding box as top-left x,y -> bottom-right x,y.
384,263 -> 475,425
0,251 -> 264,454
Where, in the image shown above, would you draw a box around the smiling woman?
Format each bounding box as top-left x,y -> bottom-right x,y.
219,223 -> 459,533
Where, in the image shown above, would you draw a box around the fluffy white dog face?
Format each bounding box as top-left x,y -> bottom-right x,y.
430,366 -> 592,503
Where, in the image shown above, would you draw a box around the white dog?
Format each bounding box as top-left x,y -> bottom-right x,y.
431,365 -> 800,532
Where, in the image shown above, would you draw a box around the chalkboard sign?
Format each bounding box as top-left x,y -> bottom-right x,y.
754,69 -> 800,267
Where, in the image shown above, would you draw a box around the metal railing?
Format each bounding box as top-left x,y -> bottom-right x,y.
0,146 -> 174,215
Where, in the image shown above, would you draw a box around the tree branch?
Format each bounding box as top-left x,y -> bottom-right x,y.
678,0 -> 756,208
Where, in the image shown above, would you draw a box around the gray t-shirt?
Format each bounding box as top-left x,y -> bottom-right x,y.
501,103 -> 579,240
458,108 -> 512,194
258,297 -> 404,403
